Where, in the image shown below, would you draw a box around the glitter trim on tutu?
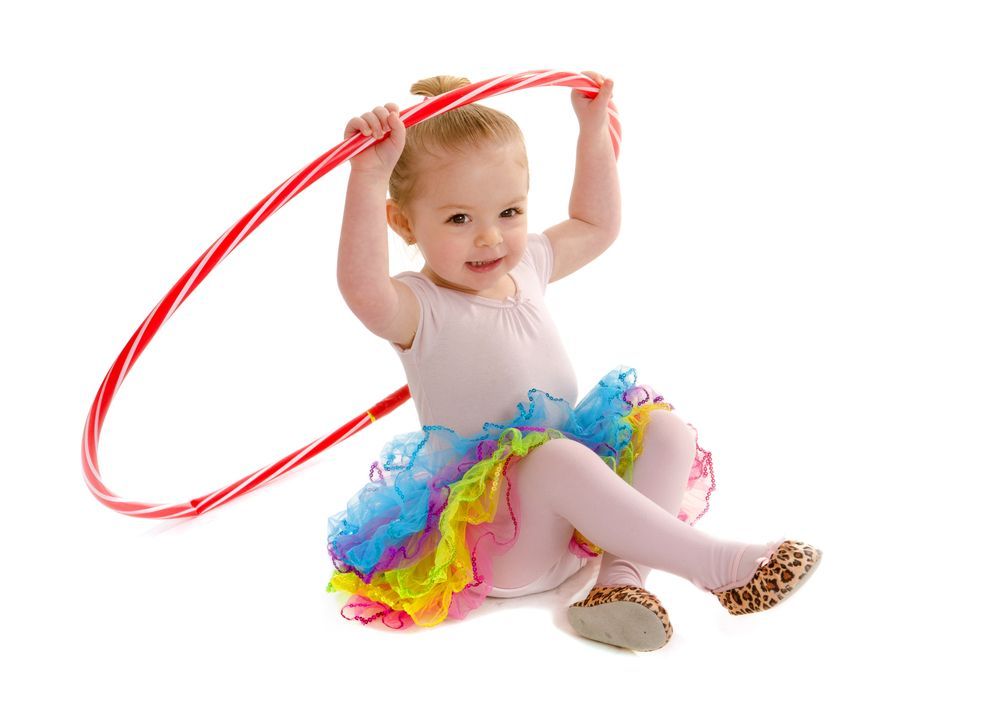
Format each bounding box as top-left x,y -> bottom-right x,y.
326,365 -> 716,630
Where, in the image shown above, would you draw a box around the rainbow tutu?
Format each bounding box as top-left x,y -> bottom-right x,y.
326,365 -> 716,630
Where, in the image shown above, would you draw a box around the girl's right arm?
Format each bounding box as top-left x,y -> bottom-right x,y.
337,105 -> 419,348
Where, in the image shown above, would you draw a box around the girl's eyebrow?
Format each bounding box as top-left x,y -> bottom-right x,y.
438,196 -> 527,210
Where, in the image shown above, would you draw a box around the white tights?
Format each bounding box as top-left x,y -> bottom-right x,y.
488,409 -> 780,594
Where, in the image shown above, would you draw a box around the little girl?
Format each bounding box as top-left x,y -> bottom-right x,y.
326,72 -> 822,650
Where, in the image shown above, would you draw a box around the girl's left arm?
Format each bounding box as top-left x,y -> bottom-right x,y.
543,73 -> 620,284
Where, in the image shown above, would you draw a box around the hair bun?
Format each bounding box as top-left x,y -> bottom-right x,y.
410,75 -> 471,99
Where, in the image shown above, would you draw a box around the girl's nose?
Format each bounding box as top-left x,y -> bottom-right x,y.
477,230 -> 503,246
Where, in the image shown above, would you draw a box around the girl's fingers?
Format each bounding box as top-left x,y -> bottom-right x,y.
361,111 -> 383,138
371,105 -> 399,136
346,117 -> 370,138
373,107 -> 392,135
387,112 -> 404,137
347,103 -> 400,139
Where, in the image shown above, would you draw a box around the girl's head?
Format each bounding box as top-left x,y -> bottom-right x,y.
386,75 -> 530,296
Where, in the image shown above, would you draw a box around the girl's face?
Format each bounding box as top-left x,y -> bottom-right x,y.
388,141 -> 528,297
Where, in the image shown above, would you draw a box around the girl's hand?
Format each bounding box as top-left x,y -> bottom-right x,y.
345,103 -> 406,178
570,71 -> 614,129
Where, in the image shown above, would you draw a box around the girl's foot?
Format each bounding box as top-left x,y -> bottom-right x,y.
568,584 -> 673,651
712,540 -> 822,615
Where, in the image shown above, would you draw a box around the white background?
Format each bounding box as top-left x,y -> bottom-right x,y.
2,0 -> 997,710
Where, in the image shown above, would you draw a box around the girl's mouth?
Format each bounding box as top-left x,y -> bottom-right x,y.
466,257 -> 502,272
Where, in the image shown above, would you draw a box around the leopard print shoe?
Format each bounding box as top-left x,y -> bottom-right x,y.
713,540 -> 822,616
568,584 -> 673,651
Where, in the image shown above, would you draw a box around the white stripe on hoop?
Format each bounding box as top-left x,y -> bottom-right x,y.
197,430 -> 328,512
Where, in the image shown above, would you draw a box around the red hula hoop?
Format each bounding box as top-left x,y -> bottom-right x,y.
81,69 -> 622,519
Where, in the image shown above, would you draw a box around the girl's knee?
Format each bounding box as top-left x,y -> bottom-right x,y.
524,436 -> 590,467
646,409 -> 697,456
513,437 -> 594,486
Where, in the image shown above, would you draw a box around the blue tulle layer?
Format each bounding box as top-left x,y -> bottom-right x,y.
326,365 -> 716,590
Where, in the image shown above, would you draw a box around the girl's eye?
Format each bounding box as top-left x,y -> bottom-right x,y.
447,208 -> 523,225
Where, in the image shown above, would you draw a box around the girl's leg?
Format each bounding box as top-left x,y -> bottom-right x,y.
489,433 -> 776,594
488,447 -> 581,590
595,409 -> 697,588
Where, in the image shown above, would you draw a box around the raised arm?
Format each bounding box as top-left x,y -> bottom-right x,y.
337,104 -> 419,349
337,170 -> 397,329
543,72 -> 621,283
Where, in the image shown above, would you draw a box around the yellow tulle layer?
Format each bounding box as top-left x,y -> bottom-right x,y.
327,399 -> 673,628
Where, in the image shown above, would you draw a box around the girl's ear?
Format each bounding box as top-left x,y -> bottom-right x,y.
386,199 -> 415,244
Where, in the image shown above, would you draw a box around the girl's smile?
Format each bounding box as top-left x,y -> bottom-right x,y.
466,257 -> 503,272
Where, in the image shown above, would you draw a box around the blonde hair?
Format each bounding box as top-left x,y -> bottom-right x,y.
389,75 -> 529,246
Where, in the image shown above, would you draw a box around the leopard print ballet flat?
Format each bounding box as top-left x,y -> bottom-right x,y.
568,584 -> 673,651
713,540 -> 823,616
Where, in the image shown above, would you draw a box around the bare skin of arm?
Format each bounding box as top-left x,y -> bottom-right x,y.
337,101 -> 418,348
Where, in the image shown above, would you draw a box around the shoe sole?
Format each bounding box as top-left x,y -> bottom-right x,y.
568,599 -> 672,651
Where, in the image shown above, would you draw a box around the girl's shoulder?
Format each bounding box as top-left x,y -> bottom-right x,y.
523,232 -> 554,288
